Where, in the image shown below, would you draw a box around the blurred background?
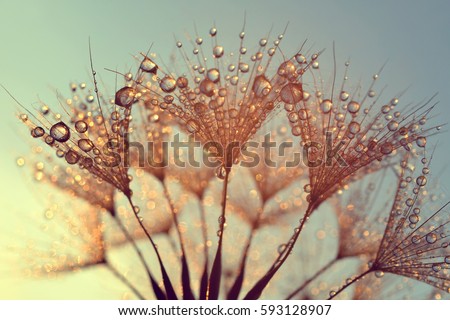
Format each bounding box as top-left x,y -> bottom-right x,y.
0,0 -> 449,299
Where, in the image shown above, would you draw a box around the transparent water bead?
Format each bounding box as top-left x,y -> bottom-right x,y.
65,149 -> 80,165
115,87 -> 136,108
160,76 -> 176,93
280,83 -> 303,104
140,57 -> 158,74
50,122 -> 70,143
252,75 -> 272,97
213,46 -> 224,58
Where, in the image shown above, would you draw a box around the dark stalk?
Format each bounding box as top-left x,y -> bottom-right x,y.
244,202 -> 316,299
286,258 -> 338,299
161,180 -> 195,299
328,269 -> 372,300
208,167 -> 231,299
112,213 -> 166,300
126,196 -> 178,299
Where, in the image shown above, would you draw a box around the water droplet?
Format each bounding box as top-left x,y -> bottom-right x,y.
252,74 -> 272,97
416,136 -> 426,148
31,127 -> 45,138
115,87 -> 136,108
238,62 -> 249,73
209,27 -> 217,36
199,79 -> 215,97
259,38 -> 267,46
348,121 -> 361,134
277,244 -> 286,254
329,291 -> 336,298
196,37 -> 203,45
303,184 -> 311,193
280,83 -> 303,104
160,76 -> 176,93
295,54 -> 306,64
432,264 -> 442,272
207,68 -> 220,83
186,119 -> 200,133
133,206 -> 140,214
215,165 -> 227,180
380,142 -> 393,155
75,120 -> 88,133
375,270 -> 384,278
411,235 -> 421,244
387,120 -> 399,131
291,126 -> 301,136
213,45 -> 224,58
176,76 -> 188,89
50,122 -> 70,142
45,136 -> 54,145
444,256 -> 450,264
347,101 -> 360,113
41,105 -> 49,115
140,57 -> 158,74
368,90 -> 376,97
320,99 -> 333,113
65,149 -> 80,164
86,95 -> 95,103
416,175 -> 427,187
176,41 -> 182,48
409,214 -> 420,224
78,139 -> 94,152
277,61 -> 296,79
381,105 -> 391,114
426,233 -> 437,244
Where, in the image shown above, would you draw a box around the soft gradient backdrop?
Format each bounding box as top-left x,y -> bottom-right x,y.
1,0 -> 449,298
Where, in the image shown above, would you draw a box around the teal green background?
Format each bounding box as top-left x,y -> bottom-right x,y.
0,0 -> 449,298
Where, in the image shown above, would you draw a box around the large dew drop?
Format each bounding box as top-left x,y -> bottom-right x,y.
186,119 -> 200,133
252,75 -> 272,98
75,120 -> 88,133
207,68 -> 220,83
160,76 -> 176,93
199,79 -> 215,97
115,87 -> 136,108
78,139 -> 94,152
320,99 -> 333,113
347,101 -> 360,113
213,46 -> 224,58
140,57 -> 158,74
277,61 -> 296,79
50,122 -> 71,143
426,233 -> 437,244
65,149 -> 80,165
280,83 -> 303,104
31,127 -> 45,138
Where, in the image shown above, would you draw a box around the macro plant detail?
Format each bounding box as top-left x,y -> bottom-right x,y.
8,23 -> 450,300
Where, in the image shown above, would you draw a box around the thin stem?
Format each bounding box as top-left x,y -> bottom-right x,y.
198,194 -> 209,269
126,196 -> 163,263
269,202 -> 316,272
105,260 -> 146,300
207,167 -> 231,299
161,179 -> 194,299
112,215 -> 154,285
328,269 -> 372,300
286,257 -> 338,299
244,202 -> 317,299
126,195 -> 178,299
161,179 -> 188,261
227,207 -> 263,299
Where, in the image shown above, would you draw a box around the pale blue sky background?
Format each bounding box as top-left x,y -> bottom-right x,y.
0,0 -> 449,298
